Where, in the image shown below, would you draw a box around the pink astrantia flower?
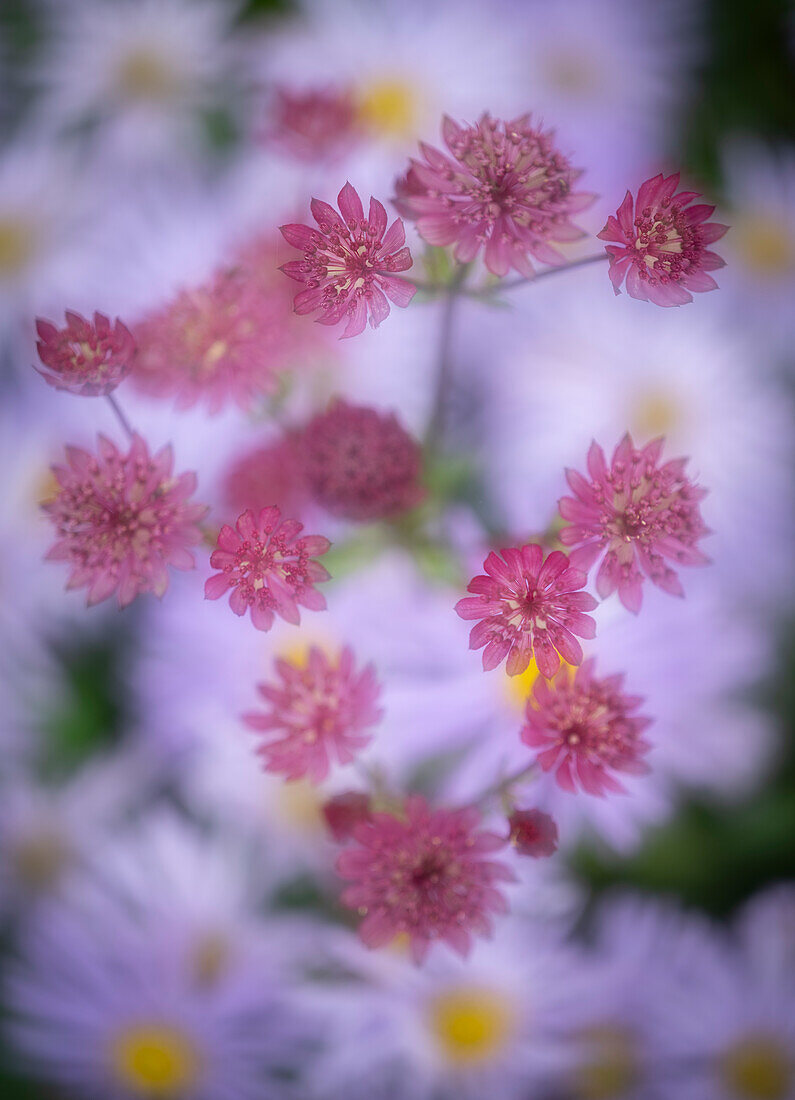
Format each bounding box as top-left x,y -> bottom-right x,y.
243,646 -> 382,783
43,434 -> 207,608
521,659 -> 652,796
395,113 -> 594,277
323,791 -> 373,842
301,399 -> 425,520
204,506 -> 331,632
279,182 -> 416,339
558,434 -> 711,613
337,795 -> 515,964
455,545 -> 598,679
266,85 -> 360,161
221,434 -> 310,519
508,809 -> 559,857
34,310 -> 135,396
597,172 -> 729,306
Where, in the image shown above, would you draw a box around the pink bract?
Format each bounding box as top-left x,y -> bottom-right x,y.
43,434 -> 206,608
455,544 -> 598,679
34,310 -> 135,396
559,434 -> 711,613
204,506 -> 331,632
508,808 -> 559,857
521,659 -> 652,797
597,172 -> 729,306
243,646 -> 382,784
279,182 -> 416,338
336,795 -> 515,964
395,112 -> 594,277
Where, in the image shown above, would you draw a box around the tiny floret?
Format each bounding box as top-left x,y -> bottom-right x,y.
204,507 -> 331,631
337,795 -> 515,964
597,172 -> 728,306
34,311 -> 135,396
455,545 -> 598,679
558,434 -> 711,613
395,112 -> 594,277
521,660 -> 652,796
279,182 -> 416,338
508,809 -> 559,857
243,646 -> 382,783
43,434 -> 207,608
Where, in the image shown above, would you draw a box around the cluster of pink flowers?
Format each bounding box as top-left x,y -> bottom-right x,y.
337,795 -> 515,963
243,647 -> 382,783
35,311 -> 135,396
43,434 -> 207,608
521,659 -> 652,796
559,435 -> 711,612
455,545 -> 597,678
204,506 -> 330,632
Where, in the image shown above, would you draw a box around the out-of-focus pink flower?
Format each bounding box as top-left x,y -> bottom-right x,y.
559,434 -> 711,613
301,399 -> 424,520
243,646 -> 382,783
508,809 -> 559,857
395,113 -> 594,277
221,434 -> 310,519
521,659 -> 652,796
337,795 -> 515,964
279,182 -> 416,338
455,545 -> 597,678
597,172 -> 728,306
265,85 -> 360,161
43,434 -> 206,608
322,791 -> 373,842
34,311 -> 135,396
204,506 -> 330,632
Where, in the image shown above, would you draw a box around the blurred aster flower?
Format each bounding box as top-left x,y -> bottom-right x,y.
280,182 -> 416,338
34,310 -> 136,396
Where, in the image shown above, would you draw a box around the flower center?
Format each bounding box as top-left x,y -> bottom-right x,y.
0,217 -> 35,277
357,77 -> 417,137
630,388 -> 681,438
429,987 -> 515,1065
191,931 -> 230,988
720,1034 -> 791,1100
11,831 -> 70,891
111,1024 -> 200,1097
733,214 -> 795,276
573,1025 -> 640,1100
275,778 -> 324,832
117,48 -> 180,102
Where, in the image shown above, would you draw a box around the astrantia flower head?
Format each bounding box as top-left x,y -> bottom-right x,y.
221,433 -> 309,519
395,112 -> 594,277
455,544 -> 598,679
204,506 -> 331,631
243,646 -> 382,783
559,434 -> 711,613
508,808 -> 559,857
266,84 -> 360,161
521,659 -> 652,796
43,434 -> 206,608
279,182 -> 416,338
34,310 -> 135,396
597,172 -> 729,306
337,795 -> 515,964
322,791 -> 372,841
302,398 -> 425,520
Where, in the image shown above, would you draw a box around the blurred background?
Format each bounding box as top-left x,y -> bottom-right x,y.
0,0 -> 793,1097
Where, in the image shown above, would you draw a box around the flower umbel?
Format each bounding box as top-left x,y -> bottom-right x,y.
597,172 -> 728,306
243,646 -> 382,783
521,659 -> 652,796
34,310 -> 135,396
559,434 -> 711,612
337,795 -> 515,964
43,434 -> 206,608
507,809 -> 559,857
455,545 -> 598,678
395,112 -> 594,277
204,506 -> 331,631
279,182 -> 416,338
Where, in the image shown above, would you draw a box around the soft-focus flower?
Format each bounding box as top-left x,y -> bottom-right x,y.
455,545 -> 597,678
395,112 -> 594,277
205,506 -> 331,631
221,432 -> 310,519
34,310 -> 135,396
43,434 -> 206,608
279,181 -> 416,338
322,791 -> 373,841
243,646 -> 382,783
337,794 -> 515,963
265,84 -> 361,161
521,659 -> 652,796
301,398 -> 425,520
597,172 -> 728,306
559,434 -> 711,613
508,808 -> 559,857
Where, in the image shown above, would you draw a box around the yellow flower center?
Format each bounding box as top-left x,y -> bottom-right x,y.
720,1034 -> 791,1100
12,831 -> 70,891
117,48 -> 181,103
573,1026 -> 640,1099
274,777 -> 324,831
357,78 -> 417,137
429,987 -> 516,1065
0,217 -> 35,277
541,49 -> 604,96
630,388 -> 681,439
191,931 -> 230,988
732,215 -> 795,276
111,1025 -> 200,1097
